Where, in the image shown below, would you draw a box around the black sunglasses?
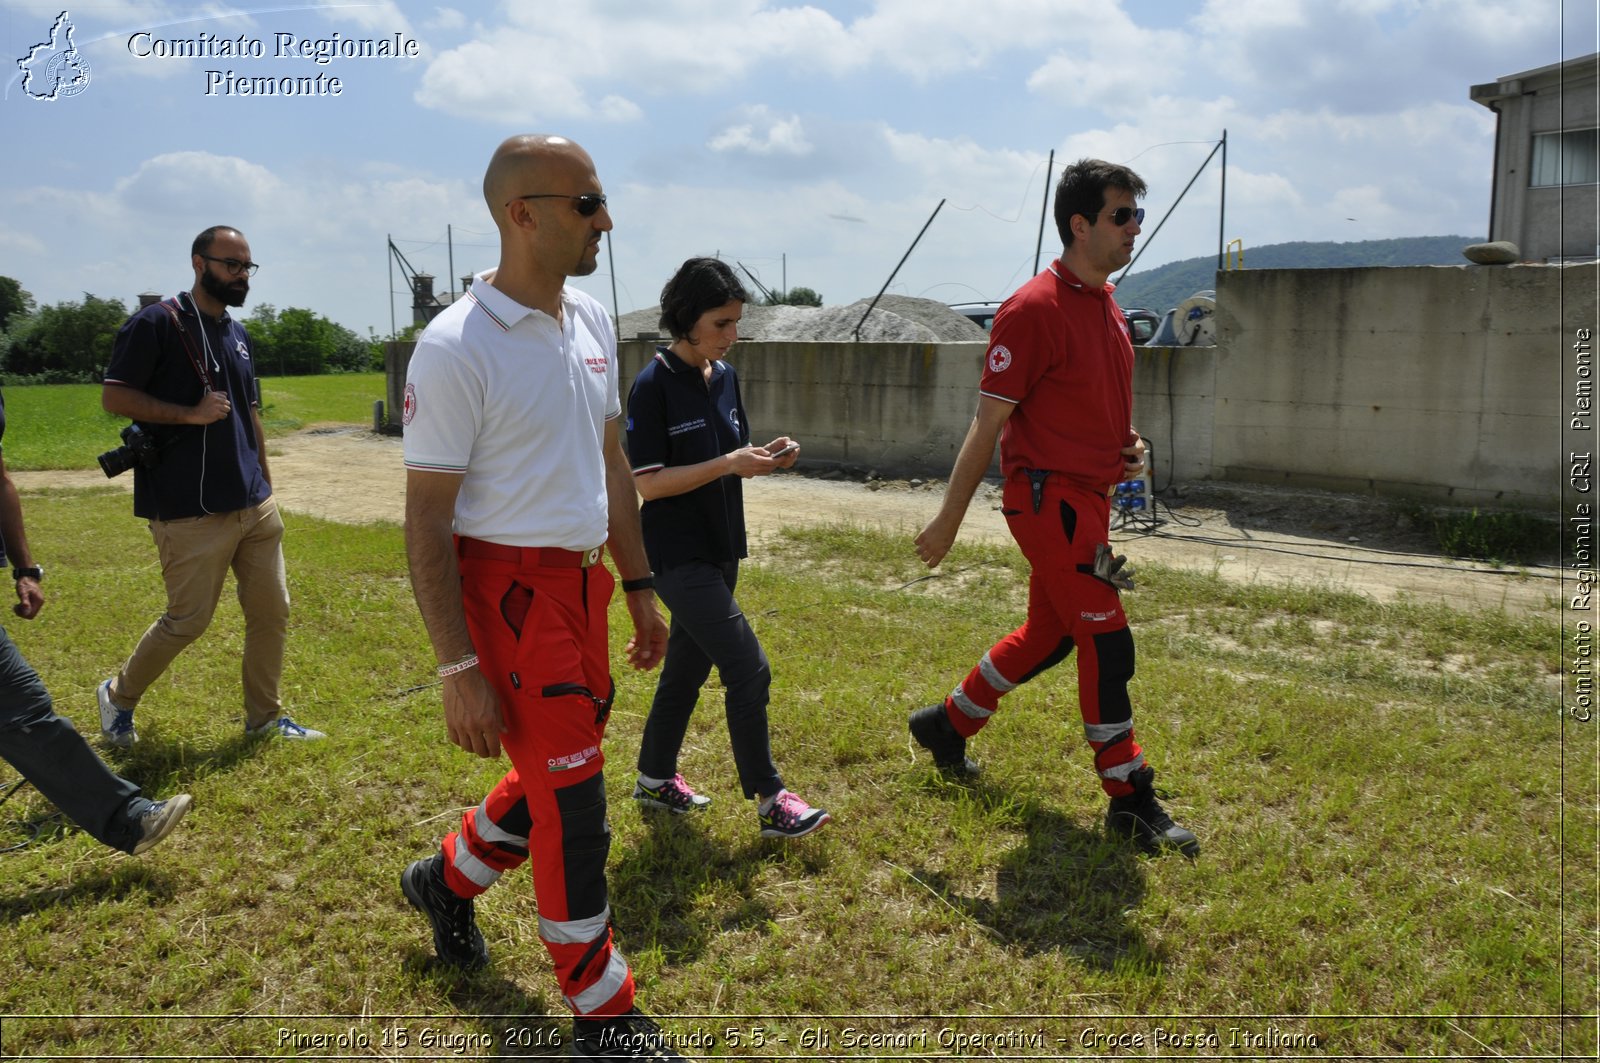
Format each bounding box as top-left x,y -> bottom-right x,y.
198,254 -> 260,277
513,193 -> 608,217
1085,206 -> 1145,227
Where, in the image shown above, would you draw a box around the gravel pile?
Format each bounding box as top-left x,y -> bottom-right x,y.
616,295 -> 988,344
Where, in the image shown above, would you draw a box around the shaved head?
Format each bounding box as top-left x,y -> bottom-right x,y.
483,134 -> 593,228
477,133 -> 610,305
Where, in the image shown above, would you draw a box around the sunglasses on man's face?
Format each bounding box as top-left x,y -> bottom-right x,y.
512,193 -> 608,217
1086,206 -> 1145,227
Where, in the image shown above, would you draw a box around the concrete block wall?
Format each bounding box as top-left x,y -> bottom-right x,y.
618,340 -> 990,477
390,262 -> 1591,507
1199,263 -> 1581,505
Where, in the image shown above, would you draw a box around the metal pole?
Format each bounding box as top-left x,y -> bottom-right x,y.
448,224 -> 456,304
736,261 -> 776,304
1217,129 -> 1227,272
1114,137 -> 1224,288
606,232 -> 620,338
1034,149 -> 1054,274
387,236 -> 396,339
854,199 -> 945,340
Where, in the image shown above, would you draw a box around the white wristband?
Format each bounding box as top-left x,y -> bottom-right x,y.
437,654 -> 479,679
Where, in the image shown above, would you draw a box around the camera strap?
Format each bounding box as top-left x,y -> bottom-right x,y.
157,297 -> 219,393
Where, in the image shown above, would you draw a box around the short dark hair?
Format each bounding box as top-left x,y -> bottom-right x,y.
658,257 -> 750,341
1053,159 -> 1147,247
191,226 -> 242,258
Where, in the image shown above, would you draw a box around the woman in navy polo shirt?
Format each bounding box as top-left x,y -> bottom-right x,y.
624,257 -> 829,839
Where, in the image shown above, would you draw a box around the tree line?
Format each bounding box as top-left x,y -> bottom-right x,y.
0,276 -> 380,384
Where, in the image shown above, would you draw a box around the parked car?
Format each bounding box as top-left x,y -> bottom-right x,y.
950,301 -> 1163,345
1121,306 -> 1161,345
948,301 -> 1003,332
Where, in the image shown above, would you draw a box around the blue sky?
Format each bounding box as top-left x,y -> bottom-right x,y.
0,0 -> 1588,338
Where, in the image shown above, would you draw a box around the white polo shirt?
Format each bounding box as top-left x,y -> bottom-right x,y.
402,270 -> 620,549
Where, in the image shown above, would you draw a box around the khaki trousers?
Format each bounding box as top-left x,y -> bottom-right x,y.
112,496 -> 289,728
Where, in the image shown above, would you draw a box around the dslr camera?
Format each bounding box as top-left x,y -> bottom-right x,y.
98,423 -> 160,478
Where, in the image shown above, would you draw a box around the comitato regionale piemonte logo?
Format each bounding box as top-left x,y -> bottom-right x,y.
17,10 -> 91,101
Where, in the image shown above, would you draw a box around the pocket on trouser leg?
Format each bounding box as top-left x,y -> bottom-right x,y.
554,772 -> 610,920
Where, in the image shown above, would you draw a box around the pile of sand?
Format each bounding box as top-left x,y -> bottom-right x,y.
617,294 -> 988,344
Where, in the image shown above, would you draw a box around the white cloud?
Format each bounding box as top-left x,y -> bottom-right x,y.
425,7 -> 467,31
709,108 -> 814,157
415,35 -> 639,124
415,0 -> 862,120
1027,34 -> 1187,106
114,152 -> 284,218
319,0 -> 415,36
848,0 -> 1101,78
598,94 -> 644,122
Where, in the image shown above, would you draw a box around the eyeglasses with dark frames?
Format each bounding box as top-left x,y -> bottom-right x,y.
511,193 -> 608,217
1084,206 -> 1145,227
198,254 -> 260,277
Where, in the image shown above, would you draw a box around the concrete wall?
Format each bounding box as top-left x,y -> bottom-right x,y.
618,340 -> 987,476
1188,264 -> 1582,505
388,262 -> 1591,507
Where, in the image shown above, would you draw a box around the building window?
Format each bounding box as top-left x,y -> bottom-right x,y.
1531,128 -> 1599,186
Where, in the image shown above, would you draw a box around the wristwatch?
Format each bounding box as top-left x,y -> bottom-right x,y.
12,565 -> 42,582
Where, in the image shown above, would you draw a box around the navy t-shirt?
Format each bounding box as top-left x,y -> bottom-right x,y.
625,347 -> 750,573
104,296 -> 270,521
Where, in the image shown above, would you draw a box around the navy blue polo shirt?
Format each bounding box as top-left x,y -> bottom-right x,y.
626,346 -> 750,573
104,295 -> 270,521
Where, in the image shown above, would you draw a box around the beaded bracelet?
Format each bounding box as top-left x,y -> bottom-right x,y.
437,653 -> 479,679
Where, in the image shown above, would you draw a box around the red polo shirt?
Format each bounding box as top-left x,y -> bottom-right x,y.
979,260 -> 1135,492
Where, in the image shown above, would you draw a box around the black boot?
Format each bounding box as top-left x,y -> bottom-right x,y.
1106,767 -> 1198,857
909,703 -> 980,776
400,854 -> 490,969
572,1006 -> 687,1060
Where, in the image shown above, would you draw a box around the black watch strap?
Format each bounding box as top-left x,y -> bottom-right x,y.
12,565 -> 42,582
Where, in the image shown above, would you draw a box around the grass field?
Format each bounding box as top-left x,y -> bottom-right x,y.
0,378 -> 1590,1059
0,373 -> 386,471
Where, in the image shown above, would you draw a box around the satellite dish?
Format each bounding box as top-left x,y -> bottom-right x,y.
1173,290 -> 1217,346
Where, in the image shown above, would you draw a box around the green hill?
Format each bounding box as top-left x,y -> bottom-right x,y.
1112,235 -> 1485,313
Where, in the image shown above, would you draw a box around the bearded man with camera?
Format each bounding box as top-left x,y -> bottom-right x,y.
96,226 -> 323,747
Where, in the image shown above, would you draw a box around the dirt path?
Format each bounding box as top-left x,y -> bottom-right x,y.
25,427 -> 1557,616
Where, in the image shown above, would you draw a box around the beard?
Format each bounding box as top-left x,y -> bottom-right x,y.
572,247 -> 599,277
200,267 -> 249,308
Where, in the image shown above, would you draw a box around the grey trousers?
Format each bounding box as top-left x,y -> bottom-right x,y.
0,625 -> 150,852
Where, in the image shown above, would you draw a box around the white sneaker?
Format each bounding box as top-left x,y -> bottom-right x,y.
245,716 -> 326,740
97,679 -> 137,748
131,794 -> 192,855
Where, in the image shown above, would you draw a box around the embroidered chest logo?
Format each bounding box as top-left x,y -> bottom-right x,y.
729,409 -> 741,433
236,339 -> 250,360
583,357 -> 608,375
668,418 -> 706,437
402,382 -> 417,426
987,345 -> 1012,373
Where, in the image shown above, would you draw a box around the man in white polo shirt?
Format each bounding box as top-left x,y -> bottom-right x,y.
399,134 -> 680,1061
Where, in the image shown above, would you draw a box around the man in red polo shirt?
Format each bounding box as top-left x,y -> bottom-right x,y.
911,157 -> 1198,858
